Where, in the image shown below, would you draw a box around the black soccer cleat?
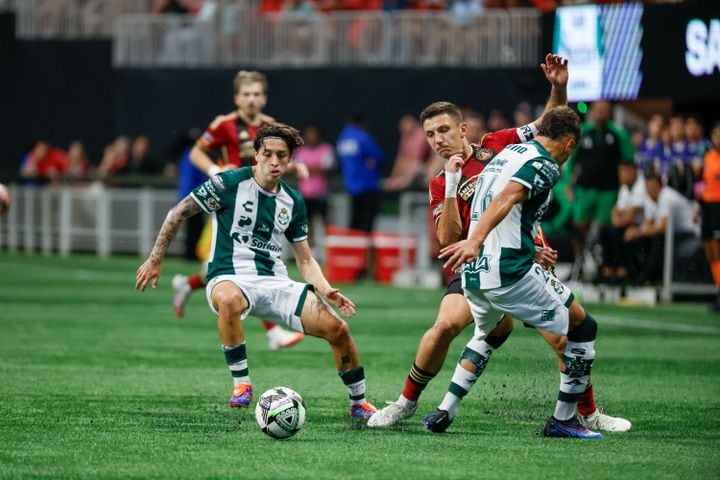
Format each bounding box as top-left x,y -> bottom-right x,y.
423,409 -> 453,433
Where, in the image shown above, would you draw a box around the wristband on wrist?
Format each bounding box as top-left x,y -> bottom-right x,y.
445,169 -> 462,198
207,165 -> 221,177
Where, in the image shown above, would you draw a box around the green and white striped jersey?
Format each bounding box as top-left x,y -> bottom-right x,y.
463,140 -> 560,290
190,167 -> 308,280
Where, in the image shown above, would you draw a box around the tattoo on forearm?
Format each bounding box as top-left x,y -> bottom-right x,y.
148,197 -> 200,264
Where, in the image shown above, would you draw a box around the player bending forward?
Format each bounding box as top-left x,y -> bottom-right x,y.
438,106 -> 613,438
136,123 -> 377,419
369,54 -> 630,434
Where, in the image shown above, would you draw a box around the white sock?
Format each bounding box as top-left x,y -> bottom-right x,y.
438,365 -> 479,419
397,395 -> 417,409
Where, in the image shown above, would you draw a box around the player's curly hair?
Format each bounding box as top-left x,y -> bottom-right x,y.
420,101 -> 464,125
537,106 -> 581,142
254,123 -> 304,155
234,70 -> 268,95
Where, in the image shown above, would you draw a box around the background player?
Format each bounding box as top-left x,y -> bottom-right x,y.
172,70 -> 307,350
137,123 -> 376,419
370,54 -> 630,434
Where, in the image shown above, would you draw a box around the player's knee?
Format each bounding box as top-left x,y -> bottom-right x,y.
324,319 -> 350,344
215,292 -> 246,318
567,299 -> 587,328
433,313 -> 468,340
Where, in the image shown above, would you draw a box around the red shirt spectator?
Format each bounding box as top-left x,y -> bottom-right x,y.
20,141 -> 69,181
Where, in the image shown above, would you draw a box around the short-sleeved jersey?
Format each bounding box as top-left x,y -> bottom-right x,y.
429,125 -> 538,239
197,112 -> 267,167
462,140 -> 560,290
190,167 -> 308,280
572,120 -> 634,190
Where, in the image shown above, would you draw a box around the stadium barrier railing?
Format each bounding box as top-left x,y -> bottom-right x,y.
11,0 -> 540,68
111,8 -> 540,68
0,185 -> 428,264
0,183 -> 182,257
13,0 -> 150,39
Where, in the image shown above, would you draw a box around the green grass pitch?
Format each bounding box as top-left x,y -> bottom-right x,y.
1,252 -> 719,479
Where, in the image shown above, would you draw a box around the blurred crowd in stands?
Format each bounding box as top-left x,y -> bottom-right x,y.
19,135 -> 176,186
150,0 -> 691,16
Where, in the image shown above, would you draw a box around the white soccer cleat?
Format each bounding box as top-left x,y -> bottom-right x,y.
579,409 -> 632,432
367,400 -> 418,428
172,274 -> 192,318
267,325 -> 304,351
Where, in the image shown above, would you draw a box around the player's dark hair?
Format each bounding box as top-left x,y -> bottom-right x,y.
234,70 -> 268,95
644,170 -> 663,185
537,106 -> 581,143
254,123 -> 304,155
420,101 -> 464,125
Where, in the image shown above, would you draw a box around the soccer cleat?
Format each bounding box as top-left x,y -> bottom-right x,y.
542,416 -> 603,439
172,274 -> 192,318
349,402 -> 377,420
229,384 -> 253,408
267,326 -> 305,351
579,409 -> 632,432
423,409 -> 453,433
367,400 -> 418,428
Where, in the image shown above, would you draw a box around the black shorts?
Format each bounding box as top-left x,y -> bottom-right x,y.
701,202 -> 720,241
443,273 -> 463,297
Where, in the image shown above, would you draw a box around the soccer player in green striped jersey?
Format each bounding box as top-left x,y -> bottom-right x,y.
436,106 -> 615,438
136,123 -> 377,419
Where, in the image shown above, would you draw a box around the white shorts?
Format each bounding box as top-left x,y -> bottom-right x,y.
205,275 -> 312,333
463,263 -> 574,339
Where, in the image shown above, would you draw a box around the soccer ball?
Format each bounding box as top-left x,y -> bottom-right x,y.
0,183 -> 11,216
255,387 -> 306,439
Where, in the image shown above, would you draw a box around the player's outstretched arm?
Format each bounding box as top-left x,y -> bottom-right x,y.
290,240 -> 356,317
535,53 -> 569,126
439,181 -> 528,271
135,196 -> 201,291
190,144 -> 223,177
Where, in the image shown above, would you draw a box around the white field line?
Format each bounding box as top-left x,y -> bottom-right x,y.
599,315 -> 720,335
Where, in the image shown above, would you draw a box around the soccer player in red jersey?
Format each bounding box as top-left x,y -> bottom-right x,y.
369,54 -> 631,433
172,70 -> 307,351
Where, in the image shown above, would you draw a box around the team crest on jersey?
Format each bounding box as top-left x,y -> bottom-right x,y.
205,198 -> 219,210
474,146 -> 496,162
550,279 -> 564,295
278,208 -> 290,226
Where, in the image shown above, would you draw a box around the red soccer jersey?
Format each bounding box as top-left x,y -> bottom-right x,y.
429,126 -> 536,239
196,112 -> 267,167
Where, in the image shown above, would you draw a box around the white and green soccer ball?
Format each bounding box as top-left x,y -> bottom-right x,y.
255,387 -> 306,439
